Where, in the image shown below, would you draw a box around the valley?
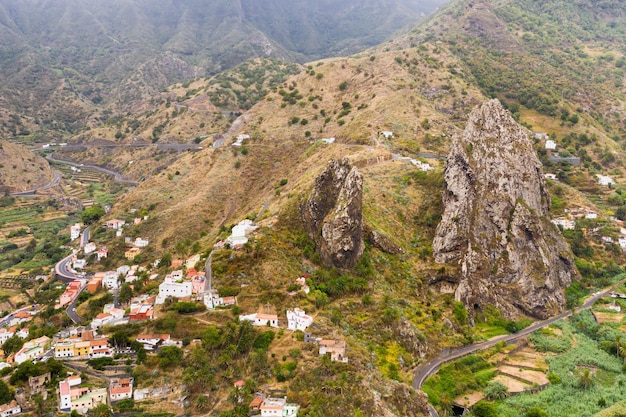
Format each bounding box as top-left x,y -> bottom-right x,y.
2,0 -> 626,416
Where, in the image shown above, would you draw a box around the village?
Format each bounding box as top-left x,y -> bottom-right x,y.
0,211 -> 353,416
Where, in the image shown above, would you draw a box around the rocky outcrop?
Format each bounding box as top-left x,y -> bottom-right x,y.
365,226 -> 405,255
433,99 -> 578,320
302,158 -> 364,269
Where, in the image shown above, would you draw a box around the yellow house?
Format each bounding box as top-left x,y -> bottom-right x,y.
73,341 -> 90,358
125,247 -> 141,260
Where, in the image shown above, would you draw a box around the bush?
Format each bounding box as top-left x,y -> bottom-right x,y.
473,401 -> 499,417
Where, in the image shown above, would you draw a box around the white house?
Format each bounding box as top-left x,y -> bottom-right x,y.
109,377 -> 133,402
598,175 -> 616,186
227,220 -> 257,247
0,400 -> 21,417
545,140 -> 557,150
585,211 -> 598,219
260,397 -> 299,417
102,271 -> 120,289
135,334 -> 170,350
96,247 -> 108,261
15,336 -> 49,364
0,328 -> 15,345
552,218 -> 575,230
233,134 -> 250,147
380,131 -> 394,139
320,137 -> 335,144
117,265 -> 131,277
544,173 -> 558,181
286,308 -> 313,331
70,224 -> 81,241
84,242 -> 97,254
105,219 -> 125,230
619,237 -> 626,249
73,259 -> 87,270
134,238 -> 149,248
59,376 -> 82,412
239,313 -> 279,328
155,278 -> 192,304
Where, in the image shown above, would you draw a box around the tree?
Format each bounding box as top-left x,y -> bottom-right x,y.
0,380 -> 11,404
118,283 -> 133,305
473,401 -> 499,417
525,407 -> 549,417
2,335 -> 23,355
578,368 -> 593,390
88,403 -> 112,417
483,381 -> 508,400
81,205 -> 105,225
158,346 -> 184,369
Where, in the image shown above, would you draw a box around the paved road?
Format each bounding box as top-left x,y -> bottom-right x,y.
412,276 -> 626,396
9,170 -> 61,196
46,155 -> 139,185
66,289 -> 85,324
80,225 -> 91,248
41,143 -> 202,152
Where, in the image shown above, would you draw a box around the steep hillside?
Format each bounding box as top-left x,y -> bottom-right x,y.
0,140 -> 54,193
0,0 -> 445,139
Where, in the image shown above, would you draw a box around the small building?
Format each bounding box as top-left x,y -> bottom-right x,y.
70,224 -> 81,241
319,339 -> 348,363
239,313 -> 279,328
260,397 -> 299,417
87,276 -> 103,294
286,308 -> 313,331
155,277 -> 192,305
544,173 -> 558,181
227,220 -> 257,248
135,334 -> 170,351
83,242 -> 97,255
0,400 -> 21,417
72,259 -> 87,270
552,218 -> 575,230
295,276 -> 310,294
545,139 -> 557,150
102,271 -> 119,290
129,304 -> 154,321
185,254 -> 201,270
598,175 -> 616,186
29,372 -> 51,396
125,247 -> 141,260
380,131 -> 394,139
134,238 -> 149,248
109,377 -> 133,402
320,137 -> 335,144
105,219 -> 125,230
15,336 -> 50,364
585,211 -> 598,219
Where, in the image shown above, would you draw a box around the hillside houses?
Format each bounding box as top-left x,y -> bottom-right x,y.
227,219 -> 257,248
14,336 -> 50,364
58,376 -> 107,413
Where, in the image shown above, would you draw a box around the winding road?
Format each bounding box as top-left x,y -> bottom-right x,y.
46,155 -> 139,185
9,170 -> 62,196
412,275 -> 626,415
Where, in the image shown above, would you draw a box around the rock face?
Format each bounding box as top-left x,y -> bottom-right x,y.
433,99 -> 578,320
303,158 -> 364,269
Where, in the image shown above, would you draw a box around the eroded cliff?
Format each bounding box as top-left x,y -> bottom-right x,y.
433,99 -> 578,320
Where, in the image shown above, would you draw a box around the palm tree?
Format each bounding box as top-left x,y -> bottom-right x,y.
619,342 -> 626,363
578,368 -> 593,390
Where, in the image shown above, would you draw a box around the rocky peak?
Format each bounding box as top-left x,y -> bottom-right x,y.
302,158 -> 364,269
433,99 -> 578,320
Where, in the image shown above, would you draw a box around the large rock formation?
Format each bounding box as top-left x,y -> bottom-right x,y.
433,99 -> 578,320
302,158 -> 364,269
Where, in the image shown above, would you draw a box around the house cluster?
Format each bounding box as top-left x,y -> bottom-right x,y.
249,395 -> 299,417
12,336 -> 50,365
57,280 -> 85,308
552,207 -> 599,231
58,375 -> 107,413
54,330 -> 112,360
135,333 -> 180,351
239,308 -> 314,332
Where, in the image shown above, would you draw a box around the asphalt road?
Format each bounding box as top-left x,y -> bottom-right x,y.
80,225 -> 91,248
46,155 -> 139,185
9,170 -> 61,196
412,276 -> 626,396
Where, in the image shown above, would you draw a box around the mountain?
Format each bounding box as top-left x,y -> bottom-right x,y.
433,99 -> 579,320
0,140 -> 54,194
0,0 -> 445,139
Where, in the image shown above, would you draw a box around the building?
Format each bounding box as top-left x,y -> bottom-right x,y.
295,276 -> 310,294
319,339 -> 348,363
155,277 -> 192,304
239,313 -> 279,328
29,372 -> 51,396
0,328 -> 15,345
96,247 -> 108,261
135,334 -> 170,351
380,131 -> 394,139
129,304 -> 154,321
87,275 -> 103,294
545,139 -> 557,150
259,397 -> 299,417
15,336 -> 50,364
544,173 -> 558,181
552,218 -> 575,230
125,247 -> 141,260
102,271 -> 119,289
0,400 -> 21,417
134,238 -> 149,248
227,220 -> 257,247
186,254 -> 201,269
58,280 -> 85,308
286,308 -> 313,331
54,337 -> 111,360
109,377 -> 133,402
83,242 -> 96,254
105,219 -> 125,230
58,375 -> 107,413
72,259 -> 87,270
70,223 -> 81,241
598,175 -> 616,186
